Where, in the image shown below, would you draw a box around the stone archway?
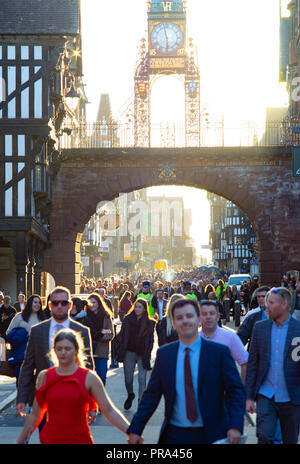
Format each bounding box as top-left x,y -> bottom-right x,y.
43,146 -> 300,292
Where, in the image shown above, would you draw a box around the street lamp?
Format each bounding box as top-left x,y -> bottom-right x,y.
65,81 -> 81,112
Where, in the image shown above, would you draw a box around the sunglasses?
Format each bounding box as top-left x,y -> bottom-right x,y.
50,300 -> 70,307
270,288 -> 285,297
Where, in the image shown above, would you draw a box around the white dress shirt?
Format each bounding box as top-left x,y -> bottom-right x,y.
170,336 -> 203,427
49,318 -> 70,350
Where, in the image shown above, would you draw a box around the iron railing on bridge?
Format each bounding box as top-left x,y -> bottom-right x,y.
59,120 -> 300,149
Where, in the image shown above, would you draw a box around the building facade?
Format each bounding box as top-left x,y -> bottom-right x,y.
208,193 -> 258,274
281,1 -> 300,119
141,193 -> 195,269
0,0 -> 84,299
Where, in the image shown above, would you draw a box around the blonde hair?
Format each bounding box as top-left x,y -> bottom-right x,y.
166,293 -> 185,319
48,328 -> 87,368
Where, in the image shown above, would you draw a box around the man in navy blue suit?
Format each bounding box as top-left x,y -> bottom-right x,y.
246,287 -> 300,444
127,298 -> 246,444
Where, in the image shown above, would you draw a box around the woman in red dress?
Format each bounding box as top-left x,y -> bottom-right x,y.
17,328 -> 130,444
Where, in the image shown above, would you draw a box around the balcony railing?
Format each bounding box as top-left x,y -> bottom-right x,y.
59,120 -> 300,149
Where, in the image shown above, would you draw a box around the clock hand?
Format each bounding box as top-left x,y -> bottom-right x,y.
163,23 -> 169,50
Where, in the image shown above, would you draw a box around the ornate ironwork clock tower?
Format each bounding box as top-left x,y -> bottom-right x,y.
134,0 -> 200,147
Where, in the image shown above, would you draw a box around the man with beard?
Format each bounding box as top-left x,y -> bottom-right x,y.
16,286 -> 94,419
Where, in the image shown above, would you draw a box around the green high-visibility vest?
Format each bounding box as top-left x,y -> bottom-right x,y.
137,293 -> 155,317
185,293 -> 198,300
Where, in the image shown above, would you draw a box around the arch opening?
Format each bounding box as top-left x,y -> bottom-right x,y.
77,186 -> 258,282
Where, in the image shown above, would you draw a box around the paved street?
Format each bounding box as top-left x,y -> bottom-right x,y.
0,319 -> 257,445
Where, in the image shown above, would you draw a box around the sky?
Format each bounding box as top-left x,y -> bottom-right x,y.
80,0 -> 290,259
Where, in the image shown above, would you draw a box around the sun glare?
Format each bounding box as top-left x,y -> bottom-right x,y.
80,0 -> 289,261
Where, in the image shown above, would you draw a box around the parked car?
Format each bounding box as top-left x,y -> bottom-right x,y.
227,274 -> 251,291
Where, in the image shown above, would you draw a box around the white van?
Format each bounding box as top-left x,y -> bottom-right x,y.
227,274 -> 251,291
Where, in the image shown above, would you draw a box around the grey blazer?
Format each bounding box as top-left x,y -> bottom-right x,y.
16,318 -> 94,404
246,317 -> 300,404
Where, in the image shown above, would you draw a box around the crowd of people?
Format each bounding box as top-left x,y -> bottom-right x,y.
0,266 -> 300,444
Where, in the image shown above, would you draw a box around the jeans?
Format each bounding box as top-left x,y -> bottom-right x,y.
94,357 -> 108,386
256,394 -> 300,444
123,351 -> 147,401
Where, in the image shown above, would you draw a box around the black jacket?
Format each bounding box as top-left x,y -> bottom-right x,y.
0,305 -> 17,339
237,309 -> 264,349
156,316 -> 179,346
117,313 -> 155,370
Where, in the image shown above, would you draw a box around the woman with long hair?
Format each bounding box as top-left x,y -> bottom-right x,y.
203,283 -> 216,299
70,297 -> 87,324
156,293 -> 185,346
6,295 -> 47,382
117,298 -> 156,410
17,328 -> 130,444
118,290 -> 132,322
84,293 -> 114,386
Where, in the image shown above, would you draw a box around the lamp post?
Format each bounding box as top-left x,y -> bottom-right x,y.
65,81 -> 81,111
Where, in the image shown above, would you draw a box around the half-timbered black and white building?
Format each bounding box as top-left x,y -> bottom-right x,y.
0,0 -> 84,299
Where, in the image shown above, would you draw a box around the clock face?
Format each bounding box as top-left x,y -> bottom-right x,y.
151,22 -> 183,54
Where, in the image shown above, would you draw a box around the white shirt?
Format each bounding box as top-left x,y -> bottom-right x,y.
158,300 -> 164,320
171,336 -> 203,427
199,325 -> 249,366
49,318 -> 70,350
242,306 -> 261,321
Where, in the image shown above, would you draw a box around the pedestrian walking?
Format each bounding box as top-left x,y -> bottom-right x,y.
127,298 -> 246,444
117,298 -> 156,410
17,328 -> 130,444
16,286 -> 94,419
85,293 -> 114,386
0,296 -> 17,340
240,281 -> 250,314
203,284 -> 215,299
156,293 -> 184,346
133,281 -> 155,318
237,286 -> 270,349
13,293 -> 26,313
199,300 -> 248,384
70,297 -> 88,324
6,295 -> 47,383
215,279 -> 227,303
246,287 -> 300,444
118,291 -> 132,322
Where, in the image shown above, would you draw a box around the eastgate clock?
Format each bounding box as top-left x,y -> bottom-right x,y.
151,22 -> 183,54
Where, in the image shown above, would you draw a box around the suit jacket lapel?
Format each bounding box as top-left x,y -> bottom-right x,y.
284,317 -> 294,360
170,342 -> 179,405
198,338 -> 208,391
40,320 -> 52,362
265,319 -> 273,360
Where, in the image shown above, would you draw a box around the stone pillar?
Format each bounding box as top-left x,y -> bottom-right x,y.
27,238 -> 35,297
32,238 -> 43,296
16,262 -> 28,297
